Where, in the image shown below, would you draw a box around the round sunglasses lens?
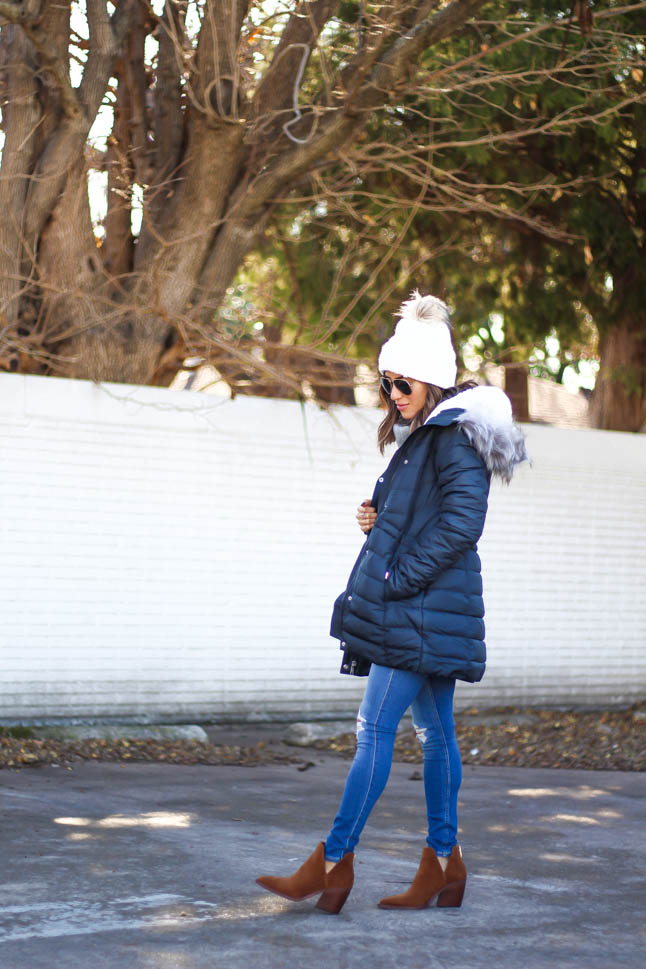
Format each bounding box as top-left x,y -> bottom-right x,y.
381,376 -> 413,395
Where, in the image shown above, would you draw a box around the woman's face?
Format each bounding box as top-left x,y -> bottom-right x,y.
384,371 -> 428,421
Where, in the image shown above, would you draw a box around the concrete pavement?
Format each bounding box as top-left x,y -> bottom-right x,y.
1,756 -> 644,969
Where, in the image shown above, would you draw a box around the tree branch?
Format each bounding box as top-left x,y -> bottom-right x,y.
0,0 -> 80,118
353,0 -> 489,107
228,0 -> 489,221
22,0 -> 137,249
125,2 -> 152,184
252,0 -> 339,126
78,0 -> 119,119
153,0 -> 187,180
192,0 -> 250,119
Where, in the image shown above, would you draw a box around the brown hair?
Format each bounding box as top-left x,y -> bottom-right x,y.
377,379 -> 478,455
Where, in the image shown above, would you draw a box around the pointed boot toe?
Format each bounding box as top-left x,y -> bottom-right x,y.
256,842 -> 354,913
256,842 -> 326,901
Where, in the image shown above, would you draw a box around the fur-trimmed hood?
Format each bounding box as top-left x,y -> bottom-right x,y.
425,385 -> 528,483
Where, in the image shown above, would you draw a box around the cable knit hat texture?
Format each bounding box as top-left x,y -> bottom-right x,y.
378,290 -> 457,389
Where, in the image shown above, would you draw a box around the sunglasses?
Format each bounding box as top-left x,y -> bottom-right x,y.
380,375 -> 413,396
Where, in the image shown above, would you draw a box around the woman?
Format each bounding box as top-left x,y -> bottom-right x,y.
256,292 -> 527,914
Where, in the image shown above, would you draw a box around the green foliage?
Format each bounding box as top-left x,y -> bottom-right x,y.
228,1 -> 645,403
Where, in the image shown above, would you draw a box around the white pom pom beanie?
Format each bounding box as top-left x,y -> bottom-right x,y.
378,290 -> 457,389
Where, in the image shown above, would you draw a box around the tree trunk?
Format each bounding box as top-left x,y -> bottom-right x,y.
36,159 -> 109,377
504,362 -> 530,423
590,318 -> 646,432
0,23 -> 39,349
310,360 -> 356,405
103,61 -> 134,281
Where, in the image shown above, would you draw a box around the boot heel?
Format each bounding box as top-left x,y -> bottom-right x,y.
315,886 -> 351,915
437,879 -> 466,908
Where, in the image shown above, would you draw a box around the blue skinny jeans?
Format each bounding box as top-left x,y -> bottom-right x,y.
325,664 -> 461,862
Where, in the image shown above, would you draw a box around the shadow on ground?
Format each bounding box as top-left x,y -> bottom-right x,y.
1,758 -> 644,969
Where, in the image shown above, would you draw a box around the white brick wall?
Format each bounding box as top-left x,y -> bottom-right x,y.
0,372 -> 644,722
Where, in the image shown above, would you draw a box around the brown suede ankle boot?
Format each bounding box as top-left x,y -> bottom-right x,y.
438,845 -> 467,907
378,845 -> 466,910
256,842 -> 354,914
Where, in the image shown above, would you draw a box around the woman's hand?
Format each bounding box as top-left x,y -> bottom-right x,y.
357,499 -> 377,534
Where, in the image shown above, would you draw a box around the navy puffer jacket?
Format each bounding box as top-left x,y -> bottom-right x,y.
330,386 -> 527,682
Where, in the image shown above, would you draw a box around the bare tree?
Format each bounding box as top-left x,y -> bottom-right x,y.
0,0 -> 644,415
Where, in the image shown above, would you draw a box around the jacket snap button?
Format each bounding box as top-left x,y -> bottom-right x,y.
347,595 -> 352,601
341,641 -> 346,647
379,476 -> 384,482
404,459 -> 408,464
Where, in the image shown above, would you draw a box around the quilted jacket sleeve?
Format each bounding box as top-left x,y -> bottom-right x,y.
384,427 -> 490,601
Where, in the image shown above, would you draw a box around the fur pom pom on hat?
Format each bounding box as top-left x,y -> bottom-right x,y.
378,290 -> 457,389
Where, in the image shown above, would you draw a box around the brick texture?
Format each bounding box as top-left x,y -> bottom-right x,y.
0,373 -> 644,722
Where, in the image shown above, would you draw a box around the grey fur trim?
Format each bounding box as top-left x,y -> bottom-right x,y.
458,416 -> 529,484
